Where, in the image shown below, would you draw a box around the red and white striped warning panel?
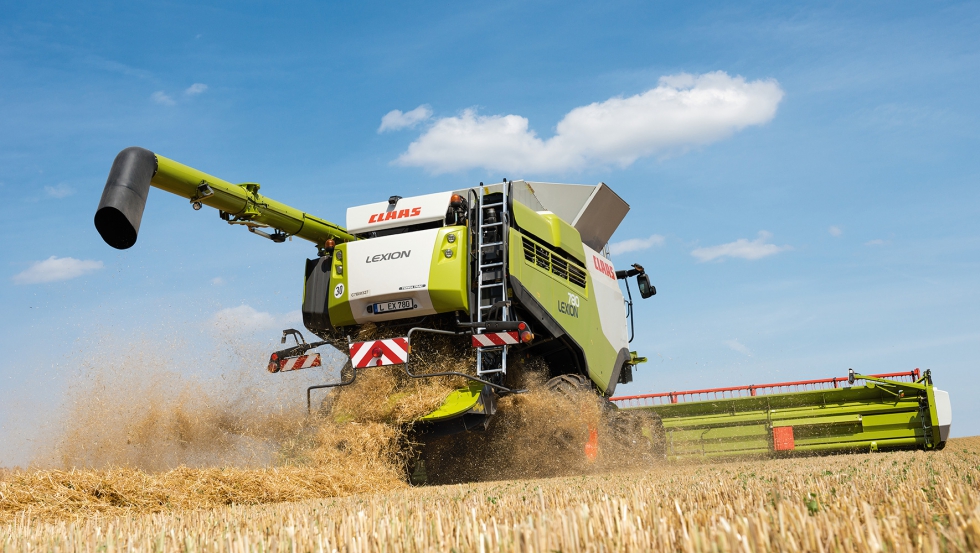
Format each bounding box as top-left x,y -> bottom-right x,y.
349,337 -> 410,368
471,331 -> 520,347
279,353 -> 322,372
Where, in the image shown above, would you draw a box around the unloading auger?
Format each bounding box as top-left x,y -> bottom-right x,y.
94,146 -> 952,457
94,147 -> 355,250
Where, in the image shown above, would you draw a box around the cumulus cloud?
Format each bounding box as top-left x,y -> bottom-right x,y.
396,71 -> 783,174
210,305 -> 277,332
185,83 -> 208,96
828,226 -> 843,237
210,305 -> 301,333
282,310 -> 302,325
691,231 -> 790,262
12,256 -> 103,284
379,105 -> 433,133
724,339 -> 752,356
44,183 -> 74,199
609,234 -> 665,256
151,91 -> 175,106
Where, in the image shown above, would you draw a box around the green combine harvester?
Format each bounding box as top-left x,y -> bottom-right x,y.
93,147 -> 953,459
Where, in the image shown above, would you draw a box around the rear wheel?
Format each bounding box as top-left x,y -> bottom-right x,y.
545,373 -> 591,395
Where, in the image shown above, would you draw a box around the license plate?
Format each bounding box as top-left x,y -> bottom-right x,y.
373,298 -> 415,313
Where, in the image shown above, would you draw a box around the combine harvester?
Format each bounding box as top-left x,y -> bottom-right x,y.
93,147 -> 952,460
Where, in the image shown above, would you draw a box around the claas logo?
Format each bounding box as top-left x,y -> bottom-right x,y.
369,207 -> 422,224
593,256 -> 616,280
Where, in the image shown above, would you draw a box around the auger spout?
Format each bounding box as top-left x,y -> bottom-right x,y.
95,147 -> 355,250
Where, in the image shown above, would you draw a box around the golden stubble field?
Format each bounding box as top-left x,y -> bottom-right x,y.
2,437 -> 979,552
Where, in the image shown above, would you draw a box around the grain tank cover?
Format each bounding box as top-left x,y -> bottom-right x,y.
514,181 -> 630,251
346,191 -> 453,234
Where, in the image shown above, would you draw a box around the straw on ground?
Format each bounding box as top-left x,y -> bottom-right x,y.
3,437 -> 979,552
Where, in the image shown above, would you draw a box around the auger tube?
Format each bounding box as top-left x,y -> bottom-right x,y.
95,147 -> 158,249
95,147 -> 355,250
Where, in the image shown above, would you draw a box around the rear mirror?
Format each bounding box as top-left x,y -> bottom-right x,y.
637,273 -> 656,299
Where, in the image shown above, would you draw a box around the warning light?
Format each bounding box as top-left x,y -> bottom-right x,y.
450,194 -> 463,206
520,330 -> 534,343
518,322 -> 527,331
372,346 -> 383,358
271,353 -> 278,360
325,239 -> 335,248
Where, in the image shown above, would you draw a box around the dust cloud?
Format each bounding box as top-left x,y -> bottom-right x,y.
3,328 -> 661,519
35,334 -> 324,471
36,333 -> 658,480
417,371 -> 663,485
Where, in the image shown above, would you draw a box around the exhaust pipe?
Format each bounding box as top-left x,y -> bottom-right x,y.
94,147 -> 157,249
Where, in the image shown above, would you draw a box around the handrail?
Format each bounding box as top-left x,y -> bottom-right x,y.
609,369 -> 921,407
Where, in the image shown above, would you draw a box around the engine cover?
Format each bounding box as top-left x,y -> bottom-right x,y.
325,226 -> 468,326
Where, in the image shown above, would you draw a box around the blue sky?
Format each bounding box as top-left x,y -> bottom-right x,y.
1,1 -> 978,465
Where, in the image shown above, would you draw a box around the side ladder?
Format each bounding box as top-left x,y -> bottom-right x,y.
475,184 -> 509,377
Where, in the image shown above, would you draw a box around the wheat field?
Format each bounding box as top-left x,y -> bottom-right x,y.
2,436 -> 979,552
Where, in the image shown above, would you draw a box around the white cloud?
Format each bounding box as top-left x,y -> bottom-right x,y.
396,71 -> 784,174
378,105 -> 433,133
211,305 -> 277,332
44,183 -> 74,198
151,91 -> 175,106
723,339 -> 752,356
211,277 -> 225,285
185,83 -> 208,96
691,231 -> 790,262
12,256 -> 103,284
828,226 -> 843,237
210,305 -> 302,333
864,239 -> 887,246
609,234 -> 665,256
282,310 -> 303,326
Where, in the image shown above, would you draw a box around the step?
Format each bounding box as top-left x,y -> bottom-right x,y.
477,368 -> 506,375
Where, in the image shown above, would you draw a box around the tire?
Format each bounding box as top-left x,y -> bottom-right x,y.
545,374 -> 591,396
